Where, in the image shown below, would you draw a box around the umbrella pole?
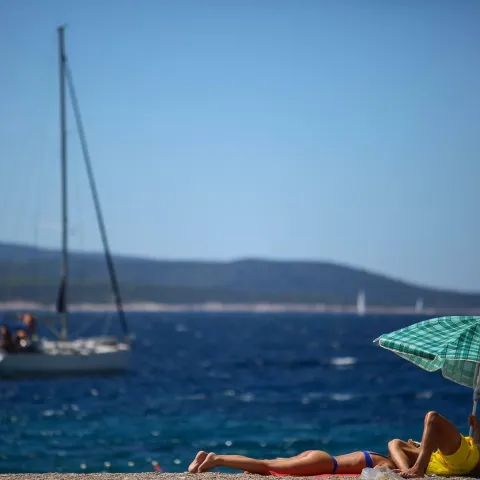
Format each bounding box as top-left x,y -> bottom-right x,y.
470,364 -> 480,438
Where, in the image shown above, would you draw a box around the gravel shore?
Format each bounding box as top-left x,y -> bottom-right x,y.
0,474 -> 473,480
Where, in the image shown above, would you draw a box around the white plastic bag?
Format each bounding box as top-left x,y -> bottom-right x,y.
360,467 -> 404,480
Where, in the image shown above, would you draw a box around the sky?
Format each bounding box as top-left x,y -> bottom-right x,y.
1,0 -> 479,291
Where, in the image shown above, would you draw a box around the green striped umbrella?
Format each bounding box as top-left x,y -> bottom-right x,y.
375,316 -> 480,436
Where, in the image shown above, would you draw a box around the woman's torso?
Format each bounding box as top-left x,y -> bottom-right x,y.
334,451 -> 394,474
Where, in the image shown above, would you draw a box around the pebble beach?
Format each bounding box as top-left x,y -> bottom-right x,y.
0,474 -> 466,480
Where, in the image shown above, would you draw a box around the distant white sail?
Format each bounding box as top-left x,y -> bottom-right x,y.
415,298 -> 424,313
357,290 -> 366,316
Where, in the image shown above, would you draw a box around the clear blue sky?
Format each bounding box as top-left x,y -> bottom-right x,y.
1,0 -> 479,291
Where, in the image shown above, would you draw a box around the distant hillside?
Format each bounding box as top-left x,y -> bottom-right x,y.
0,241 -> 479,308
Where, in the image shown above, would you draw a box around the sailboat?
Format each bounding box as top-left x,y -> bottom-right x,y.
356,289 -> 366,316
0,26 -> 131,377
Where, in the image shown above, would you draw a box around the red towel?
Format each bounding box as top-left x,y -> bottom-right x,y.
268,472 -> 360,477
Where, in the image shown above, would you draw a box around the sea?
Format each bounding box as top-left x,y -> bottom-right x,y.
0,312 -> 471,474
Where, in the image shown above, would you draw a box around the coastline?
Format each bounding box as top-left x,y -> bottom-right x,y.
0,301 -> 479,315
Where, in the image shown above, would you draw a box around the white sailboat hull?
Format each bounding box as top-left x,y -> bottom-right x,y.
0,341 -> 131,377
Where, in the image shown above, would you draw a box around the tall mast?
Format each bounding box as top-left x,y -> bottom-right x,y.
58,25 -> 68,340
65,63 -> 130,343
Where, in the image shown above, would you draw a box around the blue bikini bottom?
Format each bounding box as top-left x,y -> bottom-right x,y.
331,450 -> 388,474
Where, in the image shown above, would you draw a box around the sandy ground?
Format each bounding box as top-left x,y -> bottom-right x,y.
0,474 -> 473,480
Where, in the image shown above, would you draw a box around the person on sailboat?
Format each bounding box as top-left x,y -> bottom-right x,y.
0,325 -> 15,353
16,313 -> 38,342
188,448 -> 395,475
12,313 -> 39,352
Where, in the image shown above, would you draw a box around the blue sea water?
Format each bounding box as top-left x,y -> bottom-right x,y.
0,312 -> 471,474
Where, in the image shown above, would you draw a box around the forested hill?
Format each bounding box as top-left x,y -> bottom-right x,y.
0,242 -> 479,308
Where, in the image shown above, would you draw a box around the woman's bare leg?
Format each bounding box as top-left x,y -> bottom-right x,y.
396,411 -> 463,479
388,439 -> 419,470
243,452 -> 314,475
275,451 -> 313,461
197,450 -> 335,475
190,450 -> 318,474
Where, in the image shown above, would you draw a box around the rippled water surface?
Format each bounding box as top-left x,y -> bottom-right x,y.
0,312 -> 470,473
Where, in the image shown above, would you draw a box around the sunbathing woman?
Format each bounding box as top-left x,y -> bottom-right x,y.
188,448 -> 396,475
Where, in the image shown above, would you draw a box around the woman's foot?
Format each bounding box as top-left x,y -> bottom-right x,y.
396,467 -> 425,478
198,452 -> 219,472
188,451 -> 208,473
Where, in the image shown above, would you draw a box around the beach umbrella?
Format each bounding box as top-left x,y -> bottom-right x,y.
374,316 -> 480,436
